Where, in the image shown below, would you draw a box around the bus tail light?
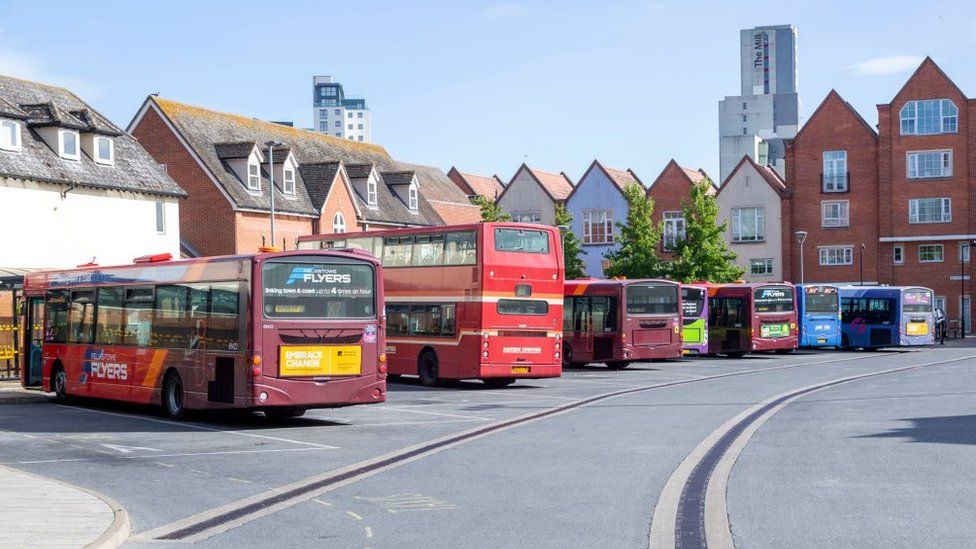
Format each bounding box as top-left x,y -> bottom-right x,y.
379,353 -> 387,363
378,363 -> 388,374
252,355 -> 262,377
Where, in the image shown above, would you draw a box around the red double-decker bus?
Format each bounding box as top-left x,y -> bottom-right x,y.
706,282 -> 797,356
562,279 -> 682,368
22,249 -> 386,419
298,223 -> 563,387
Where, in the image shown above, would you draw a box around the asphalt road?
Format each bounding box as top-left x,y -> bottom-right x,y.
1,346 -> 975,548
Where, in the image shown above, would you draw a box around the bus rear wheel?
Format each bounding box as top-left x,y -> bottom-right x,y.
606,361 -> 630,370
51,364 -> 68,403
483,378 -> 515,388
265,407 -> 307,419
163,371 -> 187,420
562,345 -> 575,369
418,351 -> 440,387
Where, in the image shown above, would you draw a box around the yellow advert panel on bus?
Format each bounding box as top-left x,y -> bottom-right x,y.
279,346 -> 362,377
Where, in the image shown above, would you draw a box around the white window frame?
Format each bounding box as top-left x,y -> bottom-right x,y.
750,258 -> 774,276
731,207 -> 765,242
935,296 -> 947,313
819,246 -> 854,266
907,150 -> 952,179
367,178 -> 378,207
822,150 -> 848,192
893,244 -> 904,265
155,200 -> 166,234
918,244 -> 944,263
93,136 -> 114,165
582,210 -> 614,245
332,212 -> 346,233
821,200 -> 850,228
961,242 -> 971,263
59,129 -> 80,160
0,119 -> 22,152
900,99 -> 958,135
662,211 -> 685,250
246,162 -> 261,191
513,211 -> 542,223
283,167 -> 295,195
909,198 -> 951,224
408,183 -> 418,211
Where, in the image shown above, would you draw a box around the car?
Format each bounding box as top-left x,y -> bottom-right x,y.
934,308 -> 947,343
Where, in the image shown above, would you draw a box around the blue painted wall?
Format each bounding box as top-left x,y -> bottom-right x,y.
565,166 -> 629,278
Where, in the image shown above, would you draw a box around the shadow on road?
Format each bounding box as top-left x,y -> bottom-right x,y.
859,415 -> 976,445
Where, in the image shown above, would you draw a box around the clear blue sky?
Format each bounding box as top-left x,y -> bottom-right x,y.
1,0 -> 974,183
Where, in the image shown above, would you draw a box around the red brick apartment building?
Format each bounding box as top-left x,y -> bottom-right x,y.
783,58 -> 976,329
128,96 -> 478,257
646,160 -> 715,258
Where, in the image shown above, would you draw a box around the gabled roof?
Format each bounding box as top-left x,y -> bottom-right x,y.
882,56 -> 968,107
69,108 -> 122,136
565,160 -> 644,204
298,161 -> 342,211
344,163 -> 375,179
0,75 -> 184,197
647,159 -> 717,195
396,162 -> 482,225
498,163 -> 575,204
794,89 -> 877,142
380,171 -> 416,187
447,167 -> 505,199
214,141 -> 259,160
261,145 -> 292,163
0,97 -> 28,119
717,155 -> 788,198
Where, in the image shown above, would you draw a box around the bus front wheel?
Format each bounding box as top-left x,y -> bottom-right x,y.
163,371 -> 187,420
51,364 -> 68,403
606,361 -> 630,370
418,351 -> 439,387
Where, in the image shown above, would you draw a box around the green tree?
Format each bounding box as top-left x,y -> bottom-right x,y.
668,179 -> 745,282
471,195 -> 510,222
603,184 -> 666,279
554,203 -> 586,279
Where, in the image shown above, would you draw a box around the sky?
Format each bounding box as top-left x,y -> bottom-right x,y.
1,0 -> 974,183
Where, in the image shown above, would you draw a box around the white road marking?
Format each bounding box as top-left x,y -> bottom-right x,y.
101,443 -> 161,454
9,446 -> 334,465
313,499 -> 331,507
227,478 -> 251,484
377,406 -> 493,420
346,511 -> 363,521
364,527 -> 373,538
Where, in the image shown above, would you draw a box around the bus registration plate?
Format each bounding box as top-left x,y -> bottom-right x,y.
906,322 -> 928,336
280,345 -> 361,377
511,366 -> 529,374
760,323 -> 789,338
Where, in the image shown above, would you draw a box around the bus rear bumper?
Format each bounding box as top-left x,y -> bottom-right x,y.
752,337 -> 798,352
252,377 -> 386,408
479,363 -> 561,379
625,344 -> 683,360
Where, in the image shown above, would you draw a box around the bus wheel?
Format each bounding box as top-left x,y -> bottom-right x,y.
483,378 -> 515,388
163,371 -> 187,420
562,345 -> 574,369
606,361 -> 630,370
418,351 -> 440,387
265,407 -> 307,419
51,364 -> 68,403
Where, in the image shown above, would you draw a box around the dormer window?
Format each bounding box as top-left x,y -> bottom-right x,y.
247,162 -> 261,191
0,120 -> 21,152
900,99 -> 958,135
59,130 -> 80,160
367,178 -> 377,207
408,184 -> 418,211
94,136 -> 113,165
283,168 -> 295,195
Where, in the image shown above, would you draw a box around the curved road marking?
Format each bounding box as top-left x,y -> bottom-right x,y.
132,353 -> 883,543
648,353 -> 976,549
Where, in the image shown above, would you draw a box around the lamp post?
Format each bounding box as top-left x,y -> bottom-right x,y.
794,231 -> 807,284
859,243 -> 865,286
265,140 -> 285,249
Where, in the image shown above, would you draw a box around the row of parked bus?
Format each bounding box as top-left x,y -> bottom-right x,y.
20,222 -> 935,420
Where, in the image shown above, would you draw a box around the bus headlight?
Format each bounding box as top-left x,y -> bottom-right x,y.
259,392 -> 268,402
555,342 -> 560,350
554,352 -> 560,359
483,341 -> 489,348
483,351 -> 489,358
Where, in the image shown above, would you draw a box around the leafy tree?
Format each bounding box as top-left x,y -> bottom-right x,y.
603,184 -> 666,279
471,195 -> 510,222
554,204 -> 586,279
668,179 -> 745,282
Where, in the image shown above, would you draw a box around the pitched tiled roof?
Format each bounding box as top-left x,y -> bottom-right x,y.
0,75 -> 184,197
380,170 -> 415,187
398,162 -> 482,224
344,163 -> 375,179
718,155 -> 788,197
298,161 -> 342,211
0,97 -> 28,119
214,141 -> 257,159
449,168 -> 505,199
69,108 -> 122,136
530,167 -> 574,201
681,167 -> 706,184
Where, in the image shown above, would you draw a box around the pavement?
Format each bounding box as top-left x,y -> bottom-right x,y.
0,379 -> 49,405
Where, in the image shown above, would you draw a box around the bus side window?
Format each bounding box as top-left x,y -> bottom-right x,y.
386,305 -> 409,336
68,290 -> 96,344
95,288 -> 124,345
411,234 -> 445,267
563,298 -> 574,332
44,290 -> 70,343
383,237 -> 413,267
188,285 -> 209,350
573,297 -> 590,333
153,285 -> 190,348
440,304 -> 456,336
445,231 -> 476,265
209,282 -> 240,351
123,288 -> 154,347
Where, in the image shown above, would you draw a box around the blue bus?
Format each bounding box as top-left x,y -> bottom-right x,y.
796,284 -> 842,347
839,286 -> 935,349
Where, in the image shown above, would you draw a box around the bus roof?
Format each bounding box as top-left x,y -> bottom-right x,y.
565,278 -> 678,295
297,221 -> 558,242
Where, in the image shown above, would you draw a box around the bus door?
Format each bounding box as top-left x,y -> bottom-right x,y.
589,297 -> 614,361
23,296 -> 44,388
572,297 -> 594,360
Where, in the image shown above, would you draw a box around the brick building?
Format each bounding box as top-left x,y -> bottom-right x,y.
128,96 -> 478,256
646,160 -> 715,259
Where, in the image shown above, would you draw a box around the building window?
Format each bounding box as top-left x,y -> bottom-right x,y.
960,243 -> 971,262
741,115 -> 747,123
367,178 -> 377,207
347,124 -> 353,130
358,136 -> 364,142
334,108 -> 341,115
59,130 -> 79,160
333,212 -> 346,233
919,244 -> 944,263
319,121 -> 328,131
935,296 -> 947,313
358,112 -> 363,118
750,258 -> 774,275
582,210 -> 614,244
900,99 -> 958,135
893,245 -> 904,264
819,246 -> 853,266
513,211 -> 541,223
0,119 -> 21,152
742,102 -> 747,110
319,110 -> 328,120
907,150 -> 952,179
283,168 -> 295,195
335,121 -> 341,128
821,200 -> 849,228
408,184 -> 418,211
335,133 -> 341,137
731,207 -> 764,242
247,162 -> 260,190
94,136 -> 113,165
348,112 -> 353,118
358,124 -> 363,130
909,198 -> 951,224
742,128 -> 747,135
663,211 -> 685,250
155,201 -> 166,234
822,150 -> 848,192
348,136 -> 354,140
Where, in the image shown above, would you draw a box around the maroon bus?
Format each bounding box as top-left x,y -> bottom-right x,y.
562,279 -> 682,369
22,249 -> 387,419
706,283 -> 797,356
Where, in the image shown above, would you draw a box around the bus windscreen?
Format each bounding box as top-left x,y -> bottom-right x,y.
494,228 -> 550,254
754,287 -> 794,313
804,286 -> 839,313
681,287 -> 705,317
626,284 -> 678,314
262,261 -> 375,318
903,290 -> 933,313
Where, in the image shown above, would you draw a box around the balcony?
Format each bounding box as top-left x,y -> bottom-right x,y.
821,172 -> 849,193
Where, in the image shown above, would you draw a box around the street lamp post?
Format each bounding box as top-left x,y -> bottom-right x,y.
794,231 -> 807,284
859,243 -> 865,286
265,141 -> 284,249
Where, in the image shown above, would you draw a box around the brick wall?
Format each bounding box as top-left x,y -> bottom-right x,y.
647,162 -> 699,259
236,211 -> 313,252
319,175 -> 363,234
